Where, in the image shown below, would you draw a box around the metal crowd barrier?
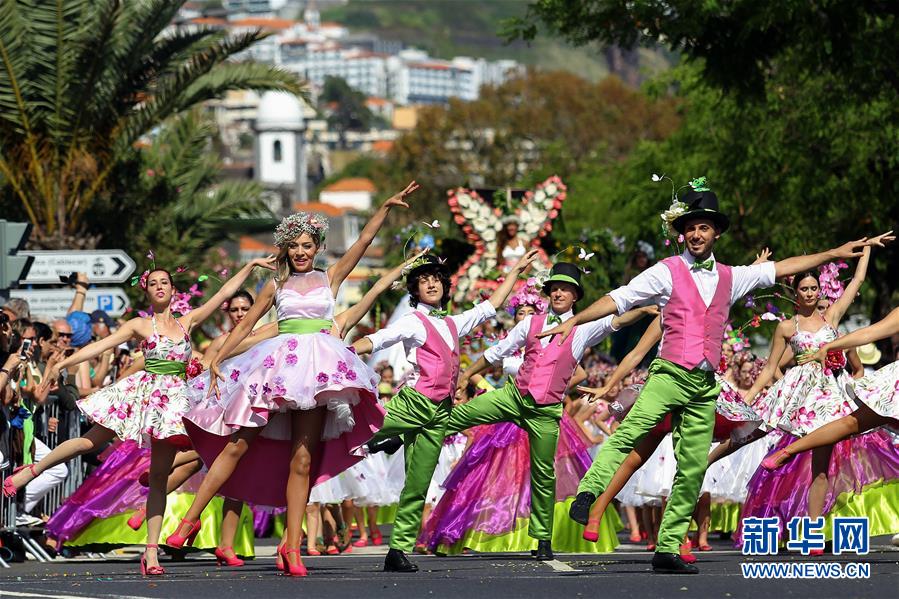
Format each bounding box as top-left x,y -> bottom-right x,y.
0,400 -> 87,567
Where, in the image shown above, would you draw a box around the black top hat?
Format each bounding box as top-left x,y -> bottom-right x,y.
542,262 -> 584,299
672,178 -> 730,234
404,254 -> 450,281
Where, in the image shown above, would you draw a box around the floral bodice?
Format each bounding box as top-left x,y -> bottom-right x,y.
140,316 -> 191,363
789,319 -> 838,357
276,270 -> 335,321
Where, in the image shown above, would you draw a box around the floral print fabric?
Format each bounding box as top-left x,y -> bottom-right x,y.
78,318 -> 192,445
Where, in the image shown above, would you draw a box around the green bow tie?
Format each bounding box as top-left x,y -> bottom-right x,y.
429,309 -> 448,319
691,259 -> 715,272
547,314 -> 563,326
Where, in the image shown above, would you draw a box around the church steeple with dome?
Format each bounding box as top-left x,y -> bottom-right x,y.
254,91 -> 308,210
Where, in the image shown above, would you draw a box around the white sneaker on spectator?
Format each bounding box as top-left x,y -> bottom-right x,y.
16,514 -> 44,527
892,533 -> 899,547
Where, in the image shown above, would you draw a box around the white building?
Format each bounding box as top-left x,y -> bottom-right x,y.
255,91 -> 308,204
318,177 -> 376,211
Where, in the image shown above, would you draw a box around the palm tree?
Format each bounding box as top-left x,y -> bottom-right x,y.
0,0 -> 304,246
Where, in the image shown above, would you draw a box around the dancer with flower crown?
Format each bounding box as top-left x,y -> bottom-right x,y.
417,278 -> 624,557
542,176 -> 887,573
734,237 -> 899,547
352,248 -> 540,572
449,262 -> 656,562
173,183 -> 417,577
4,258 -> 275,575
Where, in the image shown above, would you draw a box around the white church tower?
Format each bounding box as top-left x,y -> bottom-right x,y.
254,91 -> 308,206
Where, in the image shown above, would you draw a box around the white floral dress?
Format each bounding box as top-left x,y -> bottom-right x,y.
78,317 -> 192,447
753,319 -> 855,437
847,361 -> 899,435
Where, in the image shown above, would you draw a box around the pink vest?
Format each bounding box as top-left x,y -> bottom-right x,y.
411,311 -> 460,402
659,256 -> 732,370
515,314 -> 579,405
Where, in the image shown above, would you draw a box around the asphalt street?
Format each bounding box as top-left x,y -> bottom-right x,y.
1,535 -> 897,599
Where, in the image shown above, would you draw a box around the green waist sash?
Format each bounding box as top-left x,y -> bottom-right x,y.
145,358 -> 187,379
278,318 -> 333,335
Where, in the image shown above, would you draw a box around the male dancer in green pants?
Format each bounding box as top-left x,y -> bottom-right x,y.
353,250 -> 538,572
541,180 -> 885,573
452,263 -> 655,561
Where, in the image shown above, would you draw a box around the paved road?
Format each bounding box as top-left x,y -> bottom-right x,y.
1,536 -> 897,599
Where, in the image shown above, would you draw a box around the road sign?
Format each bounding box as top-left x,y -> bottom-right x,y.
0,220 -> 34,291
20,250 -> 136,285
10,287 -> 131,318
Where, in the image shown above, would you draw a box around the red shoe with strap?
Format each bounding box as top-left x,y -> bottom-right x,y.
215,546 -> 244,567
3,464 -> 37,497
582,518 -> 601,543
761,449 -> 794,470
370,530 -> 383,546
127,507 -> 147,531
680,542 -> 697,564
165,518 -> 201,549
140,544 -> 166,576
278,545 -> 308,577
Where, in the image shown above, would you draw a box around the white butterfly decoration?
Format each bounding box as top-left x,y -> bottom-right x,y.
422,220 -> 440,229
447,175 -> 568,302
577,247 -> 595,261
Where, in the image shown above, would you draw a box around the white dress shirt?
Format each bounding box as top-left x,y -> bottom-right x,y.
367,301 -> 497,387
608,251 -> 776,370
484,310 -> 618,366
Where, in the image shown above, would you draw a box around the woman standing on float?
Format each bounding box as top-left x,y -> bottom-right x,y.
172,183 -> 418,577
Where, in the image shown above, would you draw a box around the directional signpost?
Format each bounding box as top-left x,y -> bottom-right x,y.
11,288 -> 131,318
20,250 -> 136,285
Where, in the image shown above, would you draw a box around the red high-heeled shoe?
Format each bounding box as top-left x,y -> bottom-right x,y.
582,519 -> 601,543
214,546 -> 244,567
628,532 -> 642,543
352,538 -> 368,548
680,542 -> 696,564
165,518 -> 201,549
3,464 -> 37,497
306,548 -> 322,556
646,543 -> 656,551
278,545 -> 308,577
370,530 -> 383,546
761,449 -> 794,470
140,544 -> 165,576
276,542 -> 285,571
127,507 -> 147,531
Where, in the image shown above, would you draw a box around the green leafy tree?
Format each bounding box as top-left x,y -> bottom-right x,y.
0,0 -> 303,246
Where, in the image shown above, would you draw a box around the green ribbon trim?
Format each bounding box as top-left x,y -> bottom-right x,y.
144,359 -> 187,379
278,318 -> 333,335
63,493 -> 256,556
432,496 -> 622,555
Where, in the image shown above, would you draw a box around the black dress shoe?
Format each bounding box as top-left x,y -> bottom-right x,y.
367,436 -> 404,455
534,540 -> 554,561
384,548 -> 419,572
652,552 -> 699,574
568,491 -> 596,525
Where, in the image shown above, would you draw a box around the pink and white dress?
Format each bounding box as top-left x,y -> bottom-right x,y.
78,316 -> 191,447
847,361 -> 899,434
753,319 -> 855,437
184,270 -> 382,507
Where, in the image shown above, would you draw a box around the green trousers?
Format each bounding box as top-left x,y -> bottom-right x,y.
447,382 -> 563,541
372,387 -> 452,552
578,359 -> 719,554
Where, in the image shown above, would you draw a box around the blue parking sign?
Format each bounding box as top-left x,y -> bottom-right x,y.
97,294 -> 113,311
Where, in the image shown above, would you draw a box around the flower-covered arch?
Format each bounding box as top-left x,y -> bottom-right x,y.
447,175 -> 567,302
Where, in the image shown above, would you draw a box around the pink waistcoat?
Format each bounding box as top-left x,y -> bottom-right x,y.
515,314 -> 579,405
411,311 -> 460,402
658,256 -> 732,370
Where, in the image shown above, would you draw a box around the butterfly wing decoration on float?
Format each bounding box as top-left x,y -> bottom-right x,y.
446,175 -> 567,303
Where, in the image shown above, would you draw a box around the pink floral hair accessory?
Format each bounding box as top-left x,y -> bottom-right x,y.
506,277 -> 548,316
274,212 -> 329,247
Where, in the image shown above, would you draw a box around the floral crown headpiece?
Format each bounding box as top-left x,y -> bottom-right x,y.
723,323 -> 750,351
653,174 -> 709,239
506,278 -> 548,316
274,212 -> 329,248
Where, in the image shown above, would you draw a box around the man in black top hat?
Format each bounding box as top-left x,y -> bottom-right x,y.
540,176 -> 889,574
